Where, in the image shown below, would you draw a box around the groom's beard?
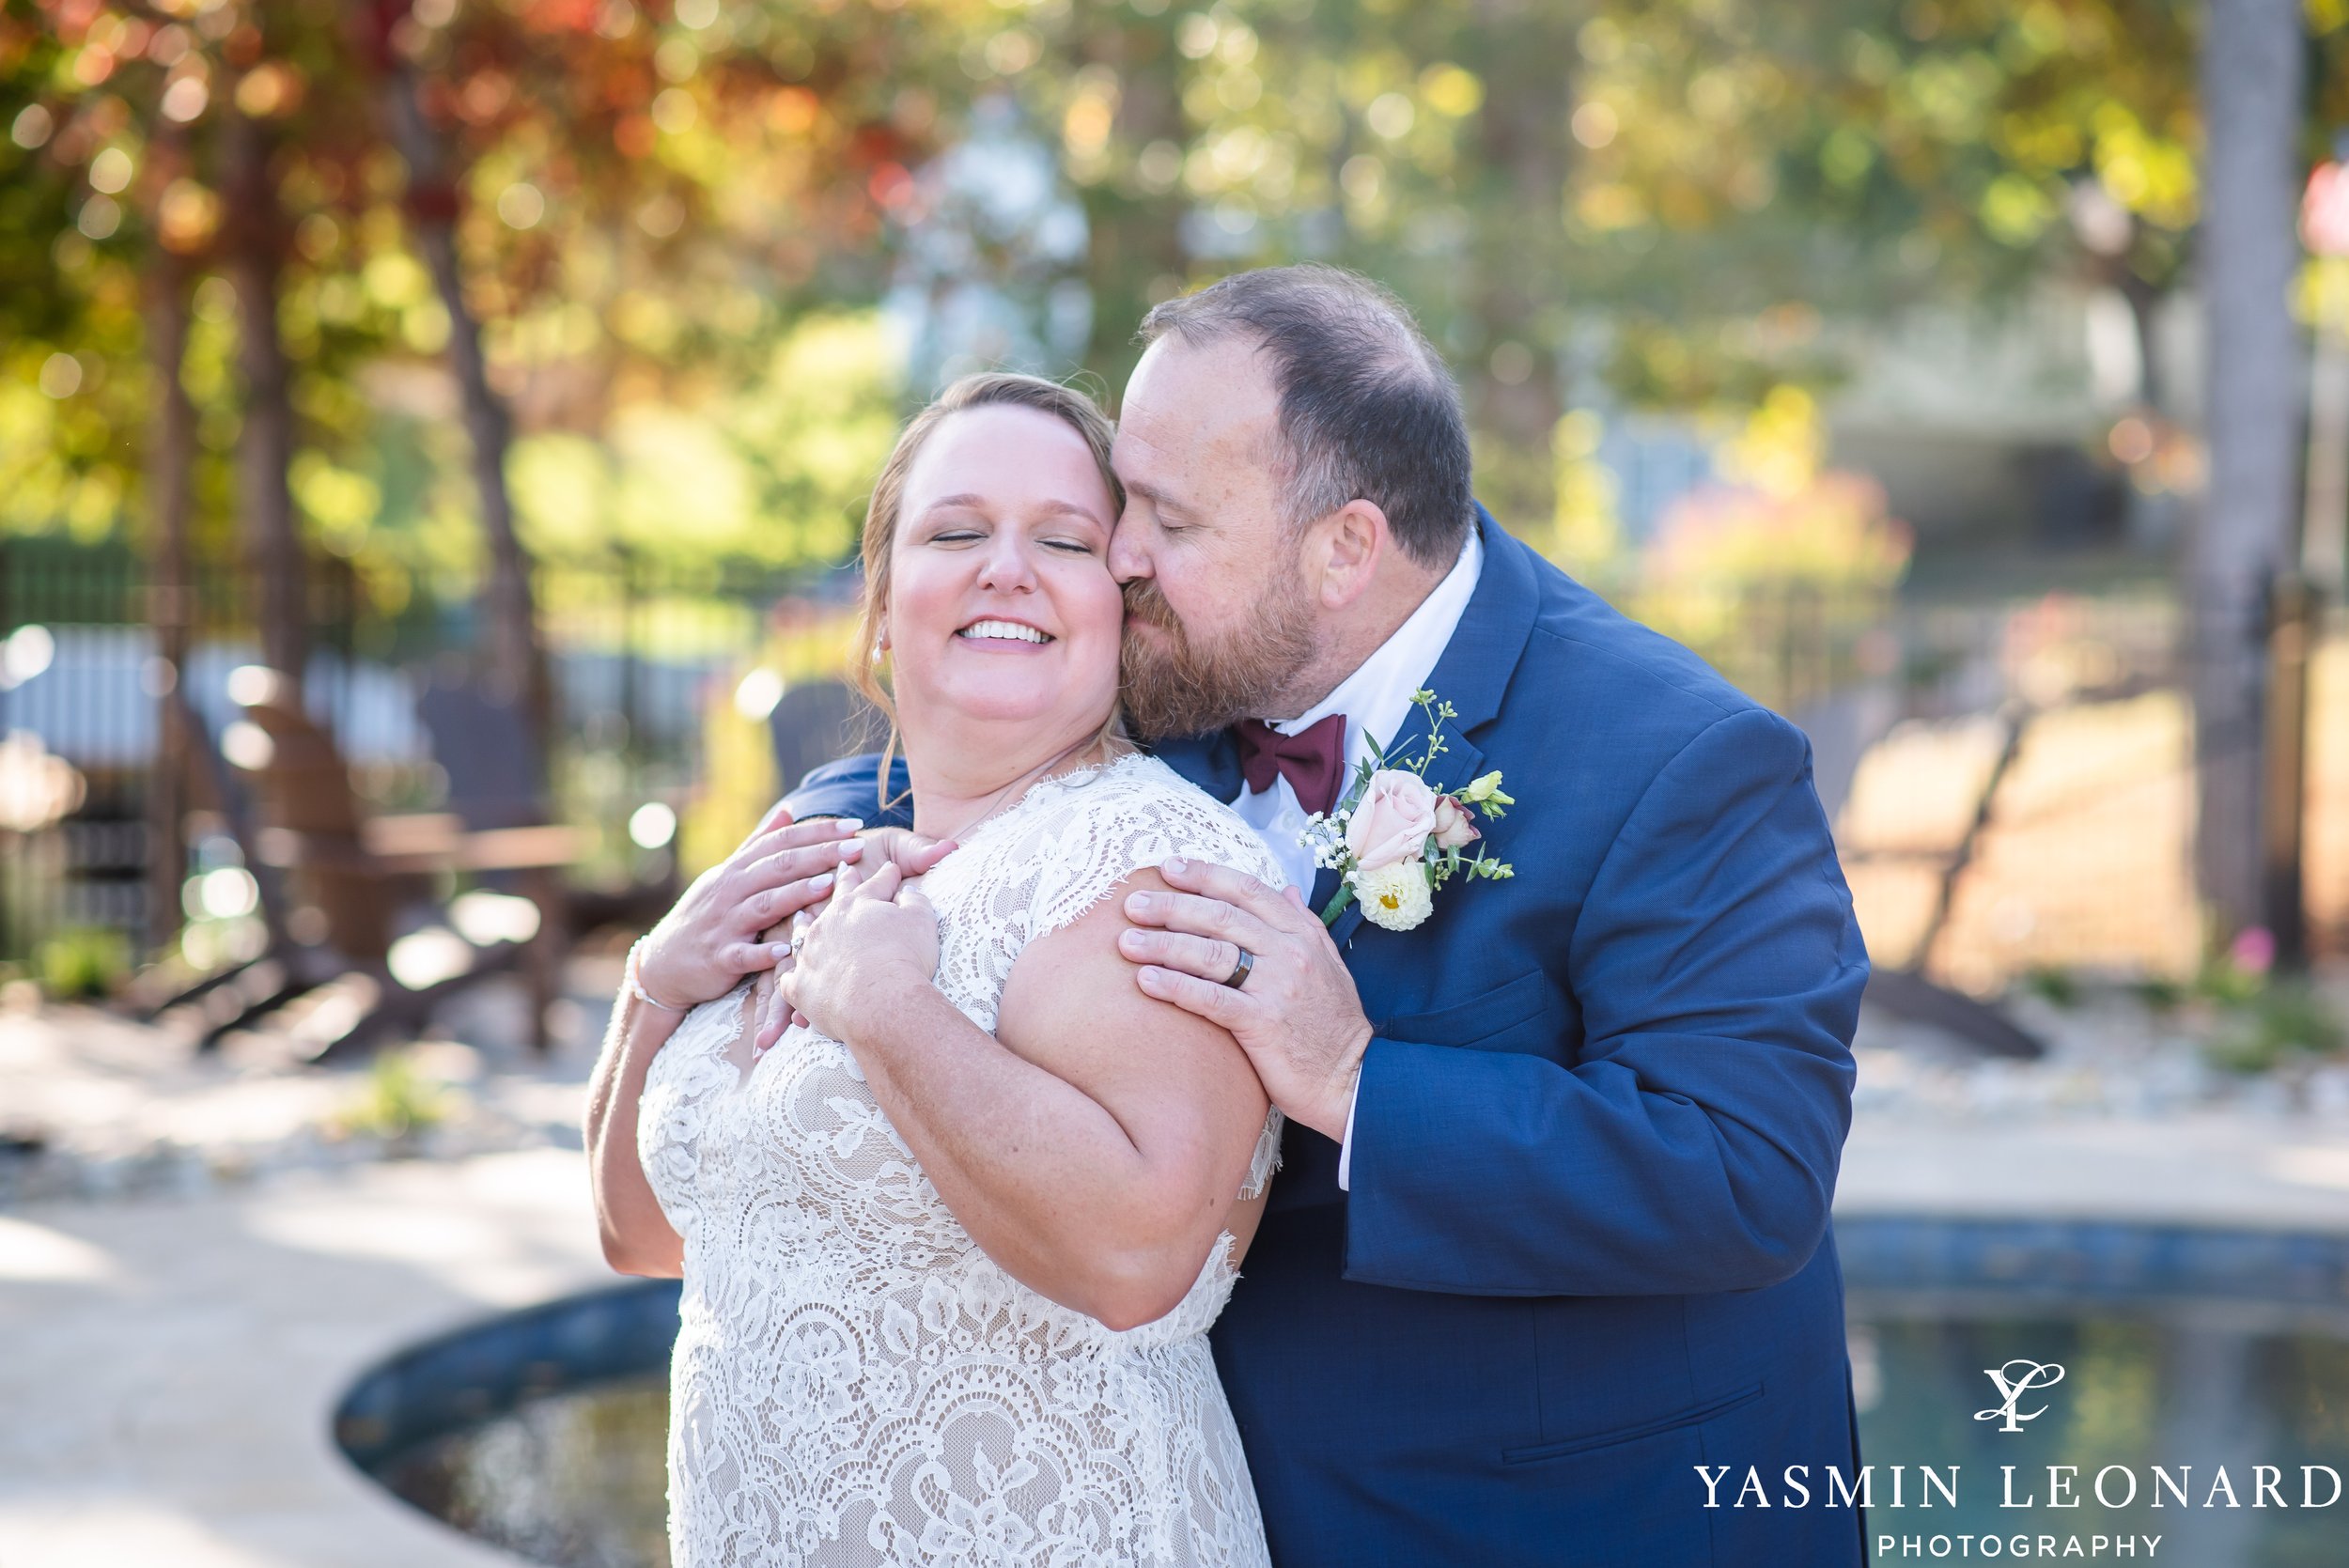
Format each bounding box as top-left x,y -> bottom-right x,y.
1120,572 -> 1318,741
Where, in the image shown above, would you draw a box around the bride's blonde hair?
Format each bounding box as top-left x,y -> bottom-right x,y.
851,373 -> 1130,814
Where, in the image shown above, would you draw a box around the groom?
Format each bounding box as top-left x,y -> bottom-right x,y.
786,265 -> 1869,1566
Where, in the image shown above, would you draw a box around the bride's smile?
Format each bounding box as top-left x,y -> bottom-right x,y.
882,402 -> 1123,764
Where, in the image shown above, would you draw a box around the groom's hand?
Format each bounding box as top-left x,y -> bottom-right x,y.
1118,857 -> 1371,1142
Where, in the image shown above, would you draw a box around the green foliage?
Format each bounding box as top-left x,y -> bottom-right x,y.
2192,949 -> 2268,1007
330,1048 -> 453,1148
2204,981 -> 2347,1077
35,924 -> 129,1001
2021,965 -> 2081,1009
508,312 -> 901,571
8,0 -> 2348,578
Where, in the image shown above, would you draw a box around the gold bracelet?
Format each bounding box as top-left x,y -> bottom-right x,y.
626,939 -> 691,1014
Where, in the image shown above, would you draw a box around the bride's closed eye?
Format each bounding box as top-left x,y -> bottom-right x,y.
920,520 -> 1098,553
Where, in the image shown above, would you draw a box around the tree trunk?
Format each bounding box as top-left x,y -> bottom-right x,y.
1463,0 -> 1576,532
222,107 -> 308,689
143,151 -> 197,957
361,3 -> 552,793
2119,267 -> 2169,415
1076,17 -> 1188,399
375,51 -> 555,801
2191,0 -> 2307,936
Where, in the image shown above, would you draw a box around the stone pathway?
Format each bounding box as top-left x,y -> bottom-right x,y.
1,960 -> 625,1567
1846,989 -> 2349,1234
1842,1111 -> 2349,1234
0,1148 -> 614,1567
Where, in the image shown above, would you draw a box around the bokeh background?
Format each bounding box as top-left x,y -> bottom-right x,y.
6,0 -> 2349,1018
10,8 -> 2349,1567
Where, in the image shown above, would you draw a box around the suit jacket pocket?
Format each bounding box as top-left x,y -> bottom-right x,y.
1501,1380 -> 1766,1465
1374,967 -> 1555,1051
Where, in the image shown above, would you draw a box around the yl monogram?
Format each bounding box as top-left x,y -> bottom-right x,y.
1974,1360 -> 2067,1434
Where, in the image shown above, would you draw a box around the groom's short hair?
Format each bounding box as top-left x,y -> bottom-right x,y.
1137,265 -> 1474,570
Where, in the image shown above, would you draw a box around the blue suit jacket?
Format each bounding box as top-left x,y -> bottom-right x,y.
786,507 -> 1871,1567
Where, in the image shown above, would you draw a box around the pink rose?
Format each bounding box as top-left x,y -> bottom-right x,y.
1346,768 -> 1438,873
1430,793 -> 1482,850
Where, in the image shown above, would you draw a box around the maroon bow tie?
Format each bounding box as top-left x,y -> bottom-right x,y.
1233,713 -> 1348,817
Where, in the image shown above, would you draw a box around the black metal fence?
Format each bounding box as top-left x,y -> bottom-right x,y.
0,538 -> 850,964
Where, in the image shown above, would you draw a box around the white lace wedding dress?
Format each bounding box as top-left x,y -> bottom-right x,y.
637,753 -> 1284,1568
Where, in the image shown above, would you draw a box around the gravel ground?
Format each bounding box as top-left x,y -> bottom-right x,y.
0,955 -> 623,1208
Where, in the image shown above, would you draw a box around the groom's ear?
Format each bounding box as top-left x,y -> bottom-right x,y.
1311,498 -> 1390,610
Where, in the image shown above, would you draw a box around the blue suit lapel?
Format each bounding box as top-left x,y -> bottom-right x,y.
1327,504 -> 1540,953
1428,503 -> 1543,737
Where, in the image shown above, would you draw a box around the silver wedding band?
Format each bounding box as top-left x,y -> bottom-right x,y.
1221,946 -> 1255,989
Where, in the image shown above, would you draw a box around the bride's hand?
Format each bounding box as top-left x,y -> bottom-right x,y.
780,859 -> 940,1045
750,827 -> 955,1048
633,802 -> 870,1012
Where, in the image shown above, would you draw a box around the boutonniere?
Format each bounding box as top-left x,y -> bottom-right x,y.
1299,689 -> 1514,933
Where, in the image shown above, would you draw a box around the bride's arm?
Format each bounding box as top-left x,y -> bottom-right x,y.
791,864 -> 1270,1330
586,805 -> 910,1278
583,985 -> 687,1278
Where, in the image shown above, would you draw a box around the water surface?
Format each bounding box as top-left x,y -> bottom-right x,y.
372,1296 -> 2349,1568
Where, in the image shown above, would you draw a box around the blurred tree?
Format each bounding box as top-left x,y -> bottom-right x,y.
2194,0 -> 2307,942
1558,2 -> 2208,405
143,109 -> 196,952
221,94 -> 309,684
2,8 -> 185,548
1,0 -> 409,657
1057,8 -> 1188,392
373,0 -> 969,549
10,2 -> 2349,917
360,0 -> 552,788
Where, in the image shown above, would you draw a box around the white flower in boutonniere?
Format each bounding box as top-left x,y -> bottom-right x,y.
1353,859 -> 1436,931
1298,689 -> 1515,933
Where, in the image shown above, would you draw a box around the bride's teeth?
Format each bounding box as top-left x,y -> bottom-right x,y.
958,620 -> 1050,644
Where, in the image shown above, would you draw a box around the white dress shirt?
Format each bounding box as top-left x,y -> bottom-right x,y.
1224,525 -> 1484,1190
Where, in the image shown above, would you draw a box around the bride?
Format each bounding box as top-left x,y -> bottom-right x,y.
583,372 -> 1283,1567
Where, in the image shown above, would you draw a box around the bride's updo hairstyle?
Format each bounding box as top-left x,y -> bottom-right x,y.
850,372 -> 1127,811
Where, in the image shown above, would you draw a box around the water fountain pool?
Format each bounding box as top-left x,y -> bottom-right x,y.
335,1218 -> 2349,1568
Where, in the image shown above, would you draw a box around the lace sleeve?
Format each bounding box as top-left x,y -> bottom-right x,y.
1019,764 -> 1289,942
1013,762 -> 1288,1202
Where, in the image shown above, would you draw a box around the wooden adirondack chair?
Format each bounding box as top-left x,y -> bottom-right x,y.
147,666 -> 579,1060
412,671 -> 573,1049
768,677 -> 873,798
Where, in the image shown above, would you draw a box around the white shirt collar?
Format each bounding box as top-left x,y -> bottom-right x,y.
1265,523 -> 1485,774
